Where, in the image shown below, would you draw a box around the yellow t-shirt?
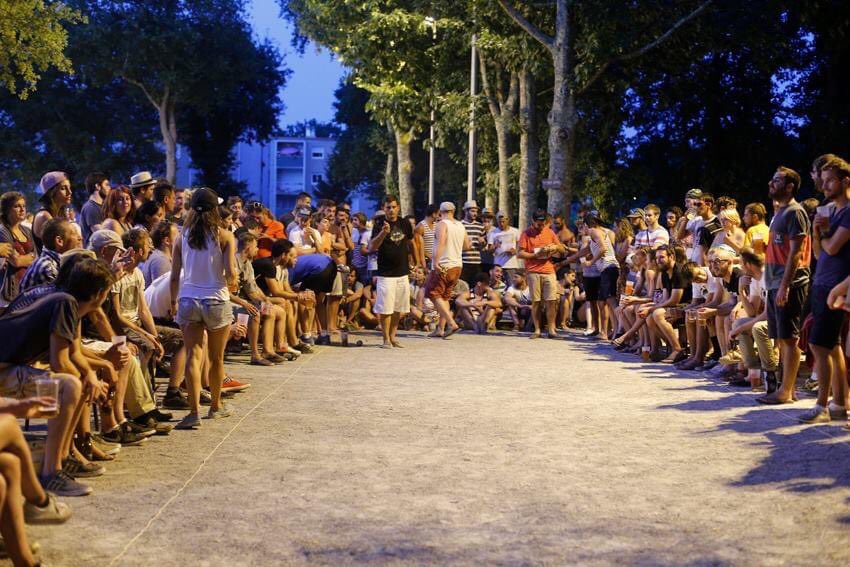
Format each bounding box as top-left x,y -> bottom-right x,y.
744,223 -> 769,252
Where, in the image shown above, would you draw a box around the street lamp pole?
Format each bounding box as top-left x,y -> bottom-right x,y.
467,33 -> 478,203
428,110 -> 436,205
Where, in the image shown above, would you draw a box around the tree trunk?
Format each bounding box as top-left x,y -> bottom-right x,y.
495,123 -> 512,217
384,124 -> 397,197
518,66 -> 538,231
394,127 -> 415,216
545,4 -> 576,218
158,101 -> 178,184
478,52 -> 518,218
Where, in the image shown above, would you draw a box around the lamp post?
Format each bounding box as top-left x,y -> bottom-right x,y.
467,33 -> 478,203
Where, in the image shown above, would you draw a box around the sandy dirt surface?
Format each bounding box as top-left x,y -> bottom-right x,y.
20,330 -> 850,566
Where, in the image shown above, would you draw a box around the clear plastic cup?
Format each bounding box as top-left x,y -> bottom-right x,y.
35,378 -> 59,417
237,313 -> 250,326
111,335 -> 127,347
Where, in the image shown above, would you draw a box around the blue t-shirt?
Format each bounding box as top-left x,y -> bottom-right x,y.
289,254 -> 332,286
814,204 -> 850,288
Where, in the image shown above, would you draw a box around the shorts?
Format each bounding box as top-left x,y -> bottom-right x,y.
354,264 -> 370,286
301,261 -> 336,294
424,266 -> 461,301
0,362 -> 74,400
584,276 -> 601,302
374,275 -> 411,315
527,272 -> 558,303
329,271 -> 344,297
766,285 -> 807,340
176,298 -> 233,330
599,266 -> 619,300
808,285 -> 847,348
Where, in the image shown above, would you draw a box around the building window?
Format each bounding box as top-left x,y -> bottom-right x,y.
311,174 -> 323,186
311,149 -> 325,159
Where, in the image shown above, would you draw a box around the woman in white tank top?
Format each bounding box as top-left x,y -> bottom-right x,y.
169,188 -> 238,429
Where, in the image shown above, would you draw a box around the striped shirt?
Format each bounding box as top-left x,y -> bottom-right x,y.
417,219 -> 436,259
20,248 -> 60,292
461,220 -> 484,265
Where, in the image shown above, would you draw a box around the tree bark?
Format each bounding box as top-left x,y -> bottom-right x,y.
161,99 -> 178,184
518,66 -> 538,231
394,127 -> 415,216
478,51 -> 519,218
384,124 -> 396,197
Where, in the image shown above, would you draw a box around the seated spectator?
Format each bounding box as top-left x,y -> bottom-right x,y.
134,200 -> 165,233
20,219 -> 82,292
503,269 -> 533,331
288,208 -> 322,256
101,185 -> 136,238
454,272 -> 503,333
0,191 -> 37,304
729,249 -> 772,390
742,202 -> 769,255
0,256 -> 113,496
713,208 -> 746,252
32,172 -> 73,255
637,244 -> 691,363
247,202 -> 285,259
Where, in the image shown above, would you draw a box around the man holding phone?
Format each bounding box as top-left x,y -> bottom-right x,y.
517,210 -> 566,339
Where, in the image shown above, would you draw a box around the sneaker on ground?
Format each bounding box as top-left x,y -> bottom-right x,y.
136,415 -> 173,435
294,342 -> 314,354
124,419 -> 156,438
101,424 -> 147,447
315,335 -> 331,346
264,353 -> 287,363
250,357 -> 274,366
175,412 -> 202,430
40,471 -> 91,497
798,405 -> 830,424
284,346 -> 301,357
91,434 -> 121,456
24,493 -> 72,524
222,377 -> 250,393
828,404 -> 848,420
62,456 -> 105,478
162,389 -> 191,410
150,408 -> 173,422
207,404 -> 233,419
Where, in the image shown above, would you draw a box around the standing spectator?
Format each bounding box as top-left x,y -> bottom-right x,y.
424,202 -> 469,338
517,210 -> 566,339
694,193 -> 722,264
227,196 -> 244,230
154,182 -> 176,219
172,188 -> 186,224
280,191 -> 312,229
351,212 -> 369,283
480,208 -> 495,274
758,166 -> 811,405
584,212 -> 620,340
101,185 -> 136,238
0,192 -> 36,303
32,171 -> 73,255
665,207 -> 683,238
289,208 -> 322,255
247,202 -> 285,259
170,188 -> 238,429
742,203 -> 769,255
488,211 -> 521,280
801,157 -> 850,422
79,172 -> 111,246
635,204 -> 670,249
416,204 -> 439,267
129,171 -> 156,209
369,196 -> 414,348
134,200 -> 165,233
141,221 -> 176,287
20,219 -> 81,292
460,200 -> 485,285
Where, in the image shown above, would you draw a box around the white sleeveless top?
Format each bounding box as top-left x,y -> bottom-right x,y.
591,230 -> 619,272
437,219 -> 465,269
178,230 -> 229,301
418,219 -> 435,258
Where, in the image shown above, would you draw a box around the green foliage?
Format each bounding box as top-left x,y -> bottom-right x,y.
0,0 -> 85,99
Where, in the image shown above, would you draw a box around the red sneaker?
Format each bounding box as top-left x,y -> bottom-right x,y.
221,376 -> 251,393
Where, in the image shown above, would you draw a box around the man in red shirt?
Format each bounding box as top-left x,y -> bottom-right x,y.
518,210 -> 566,338
248,202 -> 285,259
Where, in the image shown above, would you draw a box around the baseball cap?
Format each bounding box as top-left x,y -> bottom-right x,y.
37,171 -> 68,198
190,187 -> 223,213
88,229 -> 127,253
532,210 -> 547,222
463,200 -> 479,210
295,206 -> 312,217
626,208 -> 645,218
439,201 -> 455,212
481,207 -> 494,217
496,211 -> 508,219
685,188 -> 704,199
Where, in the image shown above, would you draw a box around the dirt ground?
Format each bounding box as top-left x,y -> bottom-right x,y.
19,330 -> 850,566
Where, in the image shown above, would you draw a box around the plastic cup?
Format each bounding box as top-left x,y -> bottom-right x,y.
237,313 -> 250,326
816,205 -> 832,218
625,281 -> 635,296
111,335 -> 126,347
641,346 -> 651,361
35,378 -> 59,416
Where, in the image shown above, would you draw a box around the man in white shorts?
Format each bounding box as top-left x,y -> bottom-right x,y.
369,196 -> 414,348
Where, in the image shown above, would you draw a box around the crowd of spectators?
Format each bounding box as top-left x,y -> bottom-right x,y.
1,153 -> 850,564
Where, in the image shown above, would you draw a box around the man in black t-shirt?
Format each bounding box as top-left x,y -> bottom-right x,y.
369,195 -> 414,348
0,257 -> 113,497
637,245 -> 690,363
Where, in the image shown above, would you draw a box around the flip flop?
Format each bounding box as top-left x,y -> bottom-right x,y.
756,394 -> 795,405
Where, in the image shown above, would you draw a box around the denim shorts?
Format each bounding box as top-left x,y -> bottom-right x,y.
176,298 -> 233,330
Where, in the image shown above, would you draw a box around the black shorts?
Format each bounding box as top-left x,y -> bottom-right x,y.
599,266 -> 619,300
461,263 -> 483,286
808,285 -> 847,348
766,285 -> 807,340
584,276 -> 601,301
300,261 -> 336,294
